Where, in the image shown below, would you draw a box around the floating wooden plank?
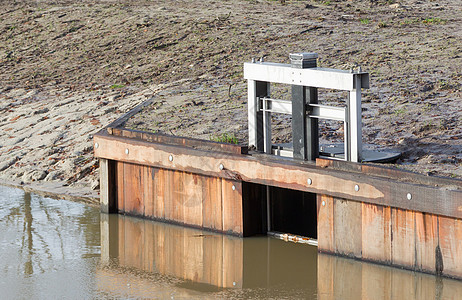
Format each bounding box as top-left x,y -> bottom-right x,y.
361,203 -> 391,263
94,133 -> 462,220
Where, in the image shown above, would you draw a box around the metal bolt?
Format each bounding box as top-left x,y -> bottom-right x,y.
307,178 -> 312,185
358,66 -> 362,73
251,58 -> 255,63
125,148 -> 129,155
322,201 -> 326,207
232,185 -> 236,191
354,185 -> 360,192
260,57 -> 264,63
169,155 -> 173,162
219,163 -> 224,170
95,142 -> 99,149
407,193 -> 412,200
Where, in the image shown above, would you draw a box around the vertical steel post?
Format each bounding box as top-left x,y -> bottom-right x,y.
247,73 -> 270,151
290,53 -> 319,160
348,74 -> 363,162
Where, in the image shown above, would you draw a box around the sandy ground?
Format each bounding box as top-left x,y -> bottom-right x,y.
0,0 -> 461,199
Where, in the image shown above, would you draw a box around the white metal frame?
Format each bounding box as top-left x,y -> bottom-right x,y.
245,61 -> 369,162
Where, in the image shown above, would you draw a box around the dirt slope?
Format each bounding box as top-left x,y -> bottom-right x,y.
0,0 -> 460,197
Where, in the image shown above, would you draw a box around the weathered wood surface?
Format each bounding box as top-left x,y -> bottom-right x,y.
115,162 -> 244,236
317,253 -> 462,300
316,157 -> 462,189
94,132 -> 462,220
107,215 -> 243,288
109,127 -> 248,155
99,159 -> 117,213
318,197 -> 462,279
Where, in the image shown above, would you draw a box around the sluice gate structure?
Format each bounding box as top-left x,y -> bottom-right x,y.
95,53 -> 462,280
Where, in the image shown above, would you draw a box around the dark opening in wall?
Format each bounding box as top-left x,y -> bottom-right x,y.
242,182 -> 317,239
270,186 -> 317,239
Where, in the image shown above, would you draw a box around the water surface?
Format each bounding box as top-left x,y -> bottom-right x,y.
1,185 -> 462,299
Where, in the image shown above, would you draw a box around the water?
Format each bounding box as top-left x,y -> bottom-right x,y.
1,185 -> 462,299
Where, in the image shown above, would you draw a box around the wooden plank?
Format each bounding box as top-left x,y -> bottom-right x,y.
143,166 -> 155,218
222,180 -> 243,235
172,170 -> 185,223
415,212 -> 438,273
202,176 -> 223,231
181,173 -> 203,227
334,198 -> 362,258
123,163 -> 144,216
111,127 -> 248,155
94,133 -> 462,220
438,216 -> 462,278
153,168 -> 165,219
163,169 -> 175,221
391,208 -> 415,268
317,158 -> 461,189
361,203 -> 391,263
117,161 -> 124,213
105,97 -> 155,131
317,194 -> 334,253
99,158 -> 116,213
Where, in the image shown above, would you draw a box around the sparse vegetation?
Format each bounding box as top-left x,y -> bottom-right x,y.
210,133 -> 239,144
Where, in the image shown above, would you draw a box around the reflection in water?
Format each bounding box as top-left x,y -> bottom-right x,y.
99,214 -> 319,298
100,214 -> 462,299
0,185 -> 100,299
2,185 -> 462,299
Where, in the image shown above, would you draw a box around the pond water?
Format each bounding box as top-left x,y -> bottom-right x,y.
1,185 -> 462,299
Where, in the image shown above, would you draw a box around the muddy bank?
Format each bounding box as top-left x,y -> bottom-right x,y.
0,0 -> 461,198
